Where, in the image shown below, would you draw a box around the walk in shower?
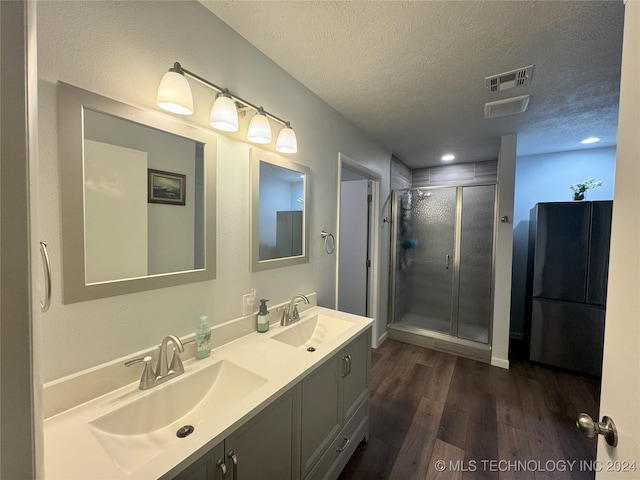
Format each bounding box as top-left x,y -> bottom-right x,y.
389,184 -> 496,362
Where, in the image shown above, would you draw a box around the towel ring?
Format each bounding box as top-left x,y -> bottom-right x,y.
320,231 -> 335,254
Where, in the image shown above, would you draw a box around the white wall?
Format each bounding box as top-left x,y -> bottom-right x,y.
492,134 -> 516,369
510,147 -> 616,338
36,1 -> 391,382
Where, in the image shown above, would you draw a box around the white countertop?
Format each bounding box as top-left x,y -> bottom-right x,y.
44,306 -> 373,479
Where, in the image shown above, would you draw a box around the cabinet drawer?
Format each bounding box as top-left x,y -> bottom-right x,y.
305,399 -> 368,480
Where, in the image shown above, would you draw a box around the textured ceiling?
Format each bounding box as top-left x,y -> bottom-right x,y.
200,1 -> 625,168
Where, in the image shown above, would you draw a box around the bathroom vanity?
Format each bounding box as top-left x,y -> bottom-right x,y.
43,306 -> 372,480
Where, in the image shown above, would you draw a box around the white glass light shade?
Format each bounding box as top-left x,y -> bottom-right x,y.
209,95 -> 239,132
156,71 -> 193,115
276,125 -> 298,154
247,112 -> 272,144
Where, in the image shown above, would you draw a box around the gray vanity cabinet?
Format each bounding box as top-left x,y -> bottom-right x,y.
300,352 -> 342,476
171,387 -> 299,480
301,330 -> 371,480
224,387 -> 299,480
170,327 -> 371,480
170,443 -> 225,480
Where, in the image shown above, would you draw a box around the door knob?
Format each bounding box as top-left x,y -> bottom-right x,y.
576,413 -> 618,447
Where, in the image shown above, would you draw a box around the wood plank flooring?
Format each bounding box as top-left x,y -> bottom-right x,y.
338,339 -> 601,480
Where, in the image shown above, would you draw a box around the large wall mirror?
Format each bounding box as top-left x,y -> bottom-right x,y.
250,148 -> 310,271
58,82 -> 216,303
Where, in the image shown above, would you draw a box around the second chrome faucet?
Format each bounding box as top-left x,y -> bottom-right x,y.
281,294 -> 310,326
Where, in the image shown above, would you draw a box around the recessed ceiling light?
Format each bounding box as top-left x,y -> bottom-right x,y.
581,137 -> 601,144
442,153 -> 455,162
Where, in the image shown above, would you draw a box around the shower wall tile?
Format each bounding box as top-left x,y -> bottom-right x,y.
474,160 -> 499,181
411,168 -> 430,186
430,163 -> 476,184
391,155 -> 412,190
411,159 -> 498,187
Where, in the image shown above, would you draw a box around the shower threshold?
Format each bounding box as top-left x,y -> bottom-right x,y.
387,323 -> 491,364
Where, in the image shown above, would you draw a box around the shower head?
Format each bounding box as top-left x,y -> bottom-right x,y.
415,190 -> 432,200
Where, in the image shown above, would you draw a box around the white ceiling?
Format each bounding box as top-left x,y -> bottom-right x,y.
201,1 -> 625,168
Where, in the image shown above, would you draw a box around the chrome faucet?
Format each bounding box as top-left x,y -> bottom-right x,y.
125,335 -> 185,390
156,335 -> 185,378
281,294 -> 310,326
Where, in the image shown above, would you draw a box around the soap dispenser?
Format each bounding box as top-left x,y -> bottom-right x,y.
257,299 -> 270,333
195,315 -> 211,359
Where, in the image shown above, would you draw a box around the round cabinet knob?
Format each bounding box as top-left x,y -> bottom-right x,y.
576,413 -> 618,447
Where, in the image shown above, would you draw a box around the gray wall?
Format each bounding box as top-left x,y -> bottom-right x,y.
510,146 -> 616,338
36,1 -> 391,382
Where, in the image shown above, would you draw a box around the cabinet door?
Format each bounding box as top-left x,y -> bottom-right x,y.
529,298 -> 605,376
532,202 -> 590,302
587,201 -> 613,305
341,331 -> 371,421
225,388 -> 296,480
300,356 -> 341,477
172,442 -> 225,480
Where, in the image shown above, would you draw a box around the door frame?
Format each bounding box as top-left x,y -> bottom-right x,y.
336,153 -> 381,346
1,0 -> 40,478
595,0 -> 640,473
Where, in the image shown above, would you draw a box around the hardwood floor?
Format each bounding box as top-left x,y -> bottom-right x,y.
338,339 -> 601,480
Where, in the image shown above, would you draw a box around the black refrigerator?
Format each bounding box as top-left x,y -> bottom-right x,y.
526,201 -> 612,376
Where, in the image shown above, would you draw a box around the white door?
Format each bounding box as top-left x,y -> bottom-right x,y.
593,1 -> 640,477
338,177 -> 369,316
84,140 -> 148,283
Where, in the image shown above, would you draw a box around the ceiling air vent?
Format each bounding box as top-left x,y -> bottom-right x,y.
485,65 -> 534,93
484,94 -> 530,119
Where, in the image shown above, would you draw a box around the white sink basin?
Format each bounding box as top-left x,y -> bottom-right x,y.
271,314 -> 353,349
88,360 -> 267,474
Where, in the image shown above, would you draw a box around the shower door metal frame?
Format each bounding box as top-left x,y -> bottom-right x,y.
389,183 -> 498,346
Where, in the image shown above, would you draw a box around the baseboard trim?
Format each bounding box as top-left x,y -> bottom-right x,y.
386,323 -> 491,364
374,331 -> 388,349
491,357 -> 510,370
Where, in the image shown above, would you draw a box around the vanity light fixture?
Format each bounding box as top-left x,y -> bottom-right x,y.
156,66 -> 194,115
209,91 -> 239,132
276,122 -> 298,154
157,62 -> 298,153
247,108 -> 272,144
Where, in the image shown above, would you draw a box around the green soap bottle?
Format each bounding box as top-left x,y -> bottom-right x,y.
257,299 -> 270,333
195,315 -> 211,359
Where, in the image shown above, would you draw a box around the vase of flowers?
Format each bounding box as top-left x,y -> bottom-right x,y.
569,178 -> 603,201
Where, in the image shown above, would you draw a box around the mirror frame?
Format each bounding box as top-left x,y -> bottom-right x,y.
250,148 -> 310,272
58,82 -> 216,303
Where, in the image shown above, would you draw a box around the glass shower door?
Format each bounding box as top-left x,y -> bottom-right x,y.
457,185 -> 495,343
392,188 -> 457,334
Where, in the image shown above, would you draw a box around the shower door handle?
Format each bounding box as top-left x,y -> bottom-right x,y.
445,254 -> 450,269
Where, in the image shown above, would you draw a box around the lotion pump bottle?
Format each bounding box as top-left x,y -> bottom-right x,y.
257,299 -> 270,333
195,315 -> 211,359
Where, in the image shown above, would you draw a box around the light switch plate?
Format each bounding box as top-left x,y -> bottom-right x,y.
242,289 -> 256,316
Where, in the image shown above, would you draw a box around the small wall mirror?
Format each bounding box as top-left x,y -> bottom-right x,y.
58,82 -> 216,303
251,148 -> 310,271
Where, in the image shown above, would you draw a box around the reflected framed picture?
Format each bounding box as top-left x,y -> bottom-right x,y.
148,169 -> 186,205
